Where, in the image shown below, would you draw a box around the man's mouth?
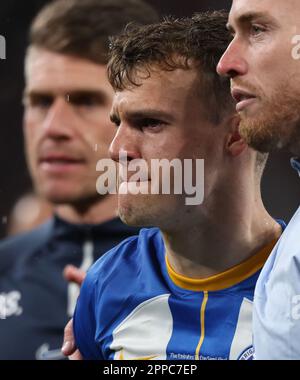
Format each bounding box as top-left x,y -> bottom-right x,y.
118,173 -> 151,195
119,177 -> 150,186
231,88 -> 257,112
38,154 -> 86,173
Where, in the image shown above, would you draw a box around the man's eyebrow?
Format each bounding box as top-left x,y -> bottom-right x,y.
125,109 -> 175,123
110,108 -> 175,125
23,90 -> 52,98
23,89 -> 107,99
22,90 -> 54,105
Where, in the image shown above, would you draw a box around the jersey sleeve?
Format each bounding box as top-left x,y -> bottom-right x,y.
73,233 -> 142,360
73,270 -> 103,360
253,207 -> 300,359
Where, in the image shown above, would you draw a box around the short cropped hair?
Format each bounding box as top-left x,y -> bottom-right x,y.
28,0 -> 159,64
107,11 -> 234,124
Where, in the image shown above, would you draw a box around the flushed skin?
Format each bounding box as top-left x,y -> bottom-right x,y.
217,0 -> 300,155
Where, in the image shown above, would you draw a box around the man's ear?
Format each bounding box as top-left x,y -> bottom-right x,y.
225,115 -> 247,157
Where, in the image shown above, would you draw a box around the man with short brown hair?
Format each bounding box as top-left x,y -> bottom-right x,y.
0,0 -> 158,359
71,12 -> 283,360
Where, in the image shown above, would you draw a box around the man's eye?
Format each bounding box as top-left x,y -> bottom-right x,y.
138,118 -> 165,131
26,95 -> 53,108
69,94 -> 104,107
250,24 -> 265,36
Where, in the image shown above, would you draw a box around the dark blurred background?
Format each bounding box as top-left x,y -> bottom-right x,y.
0,0 -> 299,238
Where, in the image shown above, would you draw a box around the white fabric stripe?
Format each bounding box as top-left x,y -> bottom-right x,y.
229,297 -> 253,360
67,239 -> 94,317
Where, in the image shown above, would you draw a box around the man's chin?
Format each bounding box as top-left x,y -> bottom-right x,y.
38,188 -> 94,206
118,210 -> 149,227
238,87 -> 300,155
43,194 -> 80,205
117,202 -> 154,227
239,117 -> 283,154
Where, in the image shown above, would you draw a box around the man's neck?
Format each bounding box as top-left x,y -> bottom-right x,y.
162,194 -> 282,279
54,194 -> 118,225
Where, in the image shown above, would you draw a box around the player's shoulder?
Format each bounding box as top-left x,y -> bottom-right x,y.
0,219 -> 53,273
76,226 -> 165,347
86,227 -> 162,286
278,208 -> 300,242
260,209 -> 300,278
265,212 -> 300,268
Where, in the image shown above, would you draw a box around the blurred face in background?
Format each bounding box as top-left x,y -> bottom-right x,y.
24,48 -> 116,205
217,0 -> 300,155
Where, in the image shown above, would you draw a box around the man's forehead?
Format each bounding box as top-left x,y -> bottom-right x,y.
230,0 -> 268,22
229,0 -> 300,25
25,48 -> 108,87
111,91 -> 167,116
111,71 -> 199,118
114,68 -> 199,100
111,87 -> 187,124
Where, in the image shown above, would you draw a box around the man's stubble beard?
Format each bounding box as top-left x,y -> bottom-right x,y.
239,85 -> 300,155
117,194 -> 157,227
33,173 -> 104,208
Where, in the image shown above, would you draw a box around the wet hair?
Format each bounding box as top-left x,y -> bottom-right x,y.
107,11 -> 235,124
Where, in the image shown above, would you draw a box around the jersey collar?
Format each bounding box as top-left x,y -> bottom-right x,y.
165,239 -> 278,292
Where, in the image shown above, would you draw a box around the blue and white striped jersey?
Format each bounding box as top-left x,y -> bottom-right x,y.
74,227 -> 282,360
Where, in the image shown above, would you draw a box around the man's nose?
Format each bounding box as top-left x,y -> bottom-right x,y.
41,98 -> 76,140
109,124 -> 141,163
217,39 -> 248,78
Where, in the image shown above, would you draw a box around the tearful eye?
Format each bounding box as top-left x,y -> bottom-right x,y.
137,118 -> 166,131
250,24 -> 266,36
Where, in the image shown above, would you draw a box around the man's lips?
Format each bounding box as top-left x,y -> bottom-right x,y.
231,88 -> 257,112
119,178 -> 151,187
118,180 -> 151,195
38,154 -> 86,173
